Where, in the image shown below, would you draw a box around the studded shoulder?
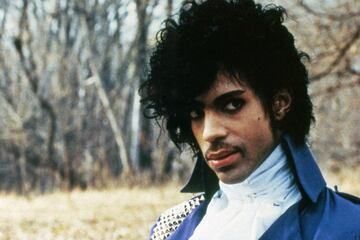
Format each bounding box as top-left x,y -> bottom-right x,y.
150,194 -> 205,240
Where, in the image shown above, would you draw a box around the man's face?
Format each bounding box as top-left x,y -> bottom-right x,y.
190,73 -> 279,184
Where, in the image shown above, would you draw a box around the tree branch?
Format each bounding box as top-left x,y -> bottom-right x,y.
297,0 -> 360,21
310,26 -> 360,82
311,78 -> 360,97
87,64 -> 132,175
14,0 -> 58,173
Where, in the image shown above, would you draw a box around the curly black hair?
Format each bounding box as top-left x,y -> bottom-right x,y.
139,0 -> 314,152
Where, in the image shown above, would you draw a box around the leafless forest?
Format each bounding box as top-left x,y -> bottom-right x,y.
0,0 -> 359,194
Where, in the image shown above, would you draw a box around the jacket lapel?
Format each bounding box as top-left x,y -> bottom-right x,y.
260,200 -> 303,240
260,136 -> 328,239
180,153 -> 219,199
282,135 -> 326,203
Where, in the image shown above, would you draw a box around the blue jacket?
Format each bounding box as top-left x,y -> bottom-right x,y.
149,136 -> 360,240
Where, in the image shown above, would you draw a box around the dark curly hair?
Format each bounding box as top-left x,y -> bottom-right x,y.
140,0 -> 314,152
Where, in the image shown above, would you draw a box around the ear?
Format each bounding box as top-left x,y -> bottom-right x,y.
272,90 -> 292,121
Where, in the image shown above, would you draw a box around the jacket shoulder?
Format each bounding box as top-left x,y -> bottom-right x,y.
297,188 -> 360,239
315,189 -> 360,239
149,194 -> 205,240
335,191 -> 360,204
329,189 -> 360,213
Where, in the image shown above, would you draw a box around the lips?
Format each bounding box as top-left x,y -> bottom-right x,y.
206,149 -> 237,160
206,149 -> 240,169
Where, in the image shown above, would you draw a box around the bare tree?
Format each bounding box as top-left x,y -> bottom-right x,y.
0,0 -> 358,193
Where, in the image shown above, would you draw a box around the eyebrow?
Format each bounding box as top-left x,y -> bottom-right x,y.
192,89 -> 246,107
212,89 -> 246,106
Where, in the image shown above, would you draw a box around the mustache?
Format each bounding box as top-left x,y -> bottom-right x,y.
204,141 -> 245,159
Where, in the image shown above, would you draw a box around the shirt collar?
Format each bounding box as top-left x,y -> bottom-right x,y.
219,144 -> 293,202
181,135 -> 326,203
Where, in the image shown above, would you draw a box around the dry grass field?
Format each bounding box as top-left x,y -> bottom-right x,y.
0,166 -> 359,240
0,183 -> 192,240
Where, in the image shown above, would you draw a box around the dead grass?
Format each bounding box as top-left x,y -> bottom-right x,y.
0,167 -> 358,240
0,183 -> 191,240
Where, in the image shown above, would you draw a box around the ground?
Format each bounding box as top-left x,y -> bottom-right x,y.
0,167 -> 359,240
0,184 -> 192,240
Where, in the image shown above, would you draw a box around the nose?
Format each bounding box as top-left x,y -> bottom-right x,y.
202,111 -> 228,143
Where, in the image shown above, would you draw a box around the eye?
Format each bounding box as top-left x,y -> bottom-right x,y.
189,108 -> 204,120
223,99 -> 244,112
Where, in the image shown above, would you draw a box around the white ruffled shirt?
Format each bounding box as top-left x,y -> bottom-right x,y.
189,144 -> 302,240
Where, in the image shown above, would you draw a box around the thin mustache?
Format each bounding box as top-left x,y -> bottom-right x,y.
205,142 -> 244,159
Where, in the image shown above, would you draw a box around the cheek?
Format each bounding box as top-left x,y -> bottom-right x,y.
241,114 -> 273,141
191,122 -> 203,144
254,117 -> 274,143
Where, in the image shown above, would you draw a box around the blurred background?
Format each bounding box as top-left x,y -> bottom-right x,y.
0,0 -> 359,239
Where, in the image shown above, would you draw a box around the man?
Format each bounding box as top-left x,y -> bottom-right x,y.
140,0 -> 360,239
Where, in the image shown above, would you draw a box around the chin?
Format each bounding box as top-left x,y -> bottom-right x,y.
217,172 -> 247,184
